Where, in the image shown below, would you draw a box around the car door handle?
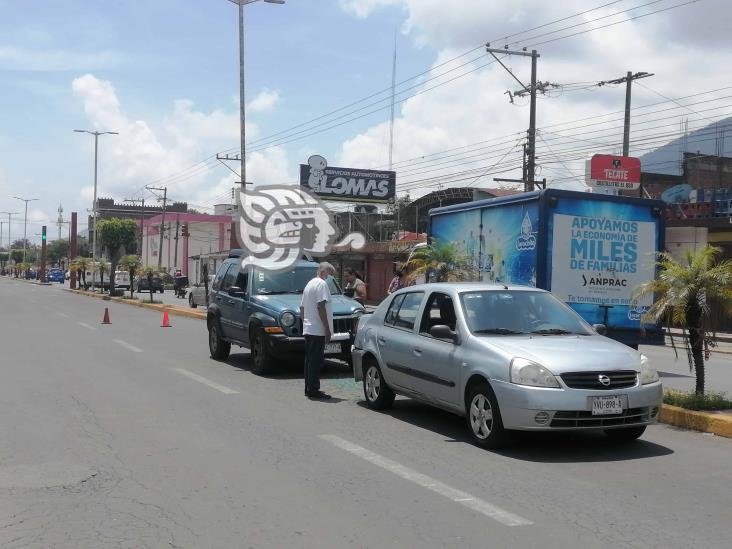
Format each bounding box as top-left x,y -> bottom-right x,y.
413,348 -> 422,356
227,299 -> 235,305
377,337 -> 386,345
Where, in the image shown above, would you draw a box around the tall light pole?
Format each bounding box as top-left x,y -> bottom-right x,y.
0,211 -> 17,251
74,129 -> 118,290
12,197 -> 39,264
223,0 -> 284,193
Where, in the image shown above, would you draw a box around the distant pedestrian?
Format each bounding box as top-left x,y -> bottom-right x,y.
387,263 -> 405,295
344,268 -> 367,304
300,262 -> 335,400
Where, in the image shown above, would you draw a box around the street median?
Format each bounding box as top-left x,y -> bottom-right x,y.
67,289 -> 207,321
659,404 -> 732,438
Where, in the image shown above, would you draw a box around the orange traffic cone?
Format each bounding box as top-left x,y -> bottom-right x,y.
101,307 -> 111,325
161,310 -> 171,328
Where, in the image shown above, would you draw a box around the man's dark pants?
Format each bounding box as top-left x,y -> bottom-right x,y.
304,335 -> 325,394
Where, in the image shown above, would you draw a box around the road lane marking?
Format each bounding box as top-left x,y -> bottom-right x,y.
320,434 -> 532,527
114,339 -> 143,353
56,312 -> 70,318
77,322 -> 96,331
172,368 -> 239,395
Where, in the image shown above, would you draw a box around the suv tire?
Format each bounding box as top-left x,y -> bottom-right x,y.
465,382 -> 509,449
208,319 -> 231,360
251,327 -> 276,375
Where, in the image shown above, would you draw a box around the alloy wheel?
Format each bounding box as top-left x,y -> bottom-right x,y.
365,365 -> 381,402
469,394 -> 494,440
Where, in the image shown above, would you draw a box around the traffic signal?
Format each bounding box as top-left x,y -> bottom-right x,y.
181,223 -> 190,238
41,226 -> 47,241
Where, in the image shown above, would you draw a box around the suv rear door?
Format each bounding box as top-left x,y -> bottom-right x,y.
213,262 -> 239,340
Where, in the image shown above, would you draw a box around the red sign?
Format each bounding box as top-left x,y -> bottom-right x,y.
587,155 -> 641,190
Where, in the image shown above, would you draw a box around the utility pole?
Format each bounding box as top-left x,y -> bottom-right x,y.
146,186 -> 167,270
70,212 -> 78,289
173,214 -> 180,271
597,71 -> 653,156
487,45 -> 556,192
0,211 -> 17,252
13,197 -> 39,264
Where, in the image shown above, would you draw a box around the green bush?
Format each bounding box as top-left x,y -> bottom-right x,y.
663,390 -> 732,411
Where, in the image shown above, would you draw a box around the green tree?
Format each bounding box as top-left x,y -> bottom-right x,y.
634,245 -> 732,395
386,194 -> 412,237
138,264 -> 157,303
0,252 -> 8,270
70,256 -> 90,289
98,218 -> 138,296
406,240 -> 477,283
119,254 -> 142,299
47,238 -> 70,266
10,249 -> 23,265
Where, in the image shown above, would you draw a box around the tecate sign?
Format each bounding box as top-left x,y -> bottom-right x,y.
586,155 -> 641,190
300,155 -> 396,203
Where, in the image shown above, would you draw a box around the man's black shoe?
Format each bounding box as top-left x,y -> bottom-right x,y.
306,390 -> 331,400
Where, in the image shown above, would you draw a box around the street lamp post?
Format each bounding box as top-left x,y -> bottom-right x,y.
74,129 -> 118,290
12,197 -> 39,265
227,0 -> 285,193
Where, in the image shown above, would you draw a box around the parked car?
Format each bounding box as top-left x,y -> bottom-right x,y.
207,252 -> 365,374
189,275 -> 214,308
136,275 -> 164,293
351,283 -> 662,449
114,271 -> 131,289
47,269 -> 65,283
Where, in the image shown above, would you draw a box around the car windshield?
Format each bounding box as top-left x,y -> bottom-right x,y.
460,290 -> 593,336
252,267 -> 341,295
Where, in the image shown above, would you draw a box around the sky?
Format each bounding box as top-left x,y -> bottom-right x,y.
1,0 -> 730,244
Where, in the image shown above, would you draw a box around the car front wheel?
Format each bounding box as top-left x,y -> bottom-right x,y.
466,383 -> 509,449
208,320 -> 231,360
604,426 -> 646,441
363,361 -> 395,410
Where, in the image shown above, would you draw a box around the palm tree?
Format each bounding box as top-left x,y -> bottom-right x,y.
634,245 -> 732,395
138,264 -> 157,303
119,254 -> 142,299
406,240 -> 477,284
70,256 -> 90,289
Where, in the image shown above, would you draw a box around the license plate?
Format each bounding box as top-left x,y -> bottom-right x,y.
591,395 -> 624,415
325,343 -> 341,354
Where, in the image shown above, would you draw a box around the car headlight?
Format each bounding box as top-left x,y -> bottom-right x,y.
639,354 -> 659,384
280,311 -> 296,328
510,357 -> 560,388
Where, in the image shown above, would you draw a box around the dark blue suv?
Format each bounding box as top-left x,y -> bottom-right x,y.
207,252 -> 365,374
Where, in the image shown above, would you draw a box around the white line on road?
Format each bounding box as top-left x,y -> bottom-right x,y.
172,368 -> 239,395
320,434 -> 532,527
77,322 -> 96,331
56,312 -> 70,318
114,339 -> 143,353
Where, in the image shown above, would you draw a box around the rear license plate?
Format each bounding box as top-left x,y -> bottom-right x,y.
591,395 -> 624,415
325,343 -> 341,355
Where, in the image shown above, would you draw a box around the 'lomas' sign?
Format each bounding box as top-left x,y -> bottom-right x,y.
300,155 -> 396,203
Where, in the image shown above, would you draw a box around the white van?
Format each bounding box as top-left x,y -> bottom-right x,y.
114,271 -> 131,289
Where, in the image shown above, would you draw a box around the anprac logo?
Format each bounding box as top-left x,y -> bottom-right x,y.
515,211 -> 537,251
236,185 -> 365,272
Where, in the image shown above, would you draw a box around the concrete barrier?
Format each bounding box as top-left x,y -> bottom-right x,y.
659,404 -> 732,438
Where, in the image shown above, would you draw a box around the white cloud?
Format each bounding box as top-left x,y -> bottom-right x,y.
336,1 -> 732,195
0,46 -> 122,71
71,74 -> 293,209
247,89 -> 280,113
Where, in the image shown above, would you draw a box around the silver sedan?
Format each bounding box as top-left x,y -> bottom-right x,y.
352,283 -> 662,449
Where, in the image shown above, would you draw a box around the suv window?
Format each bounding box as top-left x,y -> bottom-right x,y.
419,293 -> 457,334
384,294 -> 405,326
220,264 -> 238,292
235,270 -> 249,294
392,292 -> 424,331
212,262 -> 231,291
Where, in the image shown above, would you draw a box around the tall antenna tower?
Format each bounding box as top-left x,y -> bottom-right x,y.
56,203 -> 64,240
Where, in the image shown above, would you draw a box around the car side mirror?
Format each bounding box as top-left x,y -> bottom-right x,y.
228,286 -> 245,298
430,324 -> 457,343
592,323 -> 607,335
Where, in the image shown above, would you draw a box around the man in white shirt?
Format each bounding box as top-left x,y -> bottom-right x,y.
300,262 -> 335,399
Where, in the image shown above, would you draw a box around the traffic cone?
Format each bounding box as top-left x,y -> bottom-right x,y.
101,307 -> 111,325
161,310 -> 171,328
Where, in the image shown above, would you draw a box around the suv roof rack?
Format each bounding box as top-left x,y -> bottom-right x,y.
228,249 -> 245,258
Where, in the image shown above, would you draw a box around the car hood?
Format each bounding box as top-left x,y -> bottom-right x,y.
476,334 -> 641,374
251,293 -> 364,315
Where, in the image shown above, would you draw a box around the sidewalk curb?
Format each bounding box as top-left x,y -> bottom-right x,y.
67,289 -> 207,321
659,404 -> 732,438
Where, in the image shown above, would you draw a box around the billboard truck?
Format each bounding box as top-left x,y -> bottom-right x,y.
429,188 -> 666,348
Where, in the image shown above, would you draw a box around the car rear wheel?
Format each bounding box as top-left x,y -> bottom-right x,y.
604,425 -> 646,441
363,361 -> 395,410
466,383 -> 509,449
208,320 -> 230,360
251,328 -> 276,375
189,294 -> 197,308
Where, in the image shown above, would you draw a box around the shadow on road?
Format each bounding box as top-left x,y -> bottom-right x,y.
224,351 -> 353,380
359,399 -> 674,463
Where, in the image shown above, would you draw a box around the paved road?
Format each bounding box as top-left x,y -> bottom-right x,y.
2,278 -> 731,548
